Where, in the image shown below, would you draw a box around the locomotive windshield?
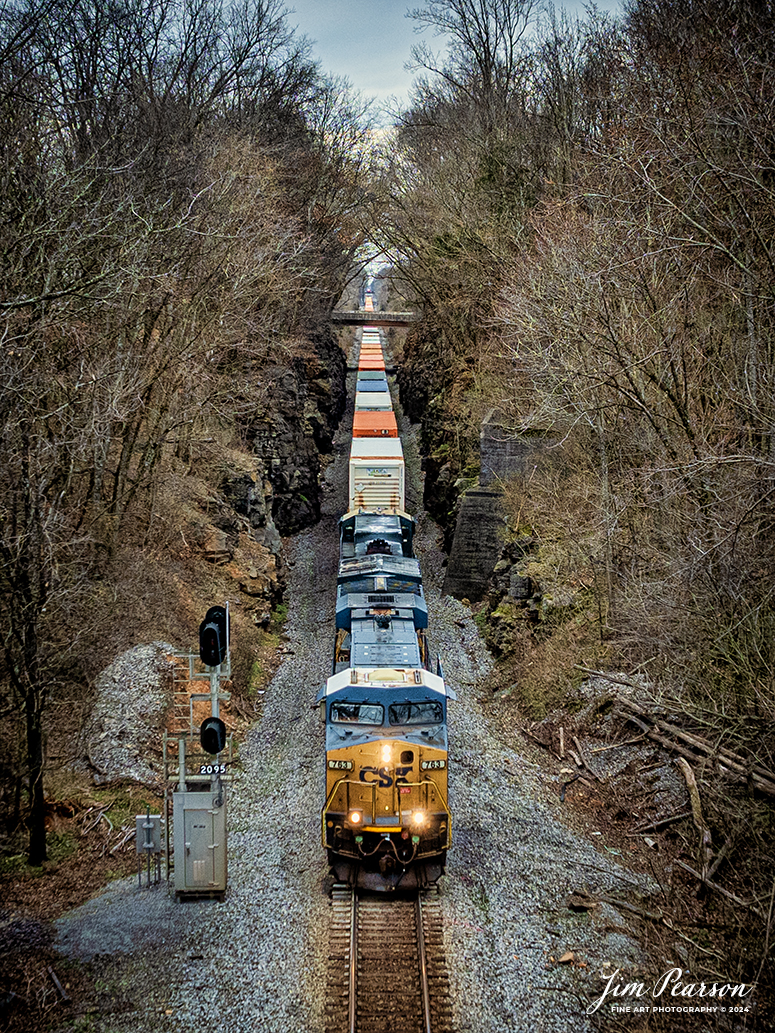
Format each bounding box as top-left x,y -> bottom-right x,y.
330,702 -> 384,724
388,701 -> 443,725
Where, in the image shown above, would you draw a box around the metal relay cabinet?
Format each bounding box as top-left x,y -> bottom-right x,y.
173,790 -> 227,898
163,642 -> 233,900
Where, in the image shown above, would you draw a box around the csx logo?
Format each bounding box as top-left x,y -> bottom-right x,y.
359,766 -> 412,787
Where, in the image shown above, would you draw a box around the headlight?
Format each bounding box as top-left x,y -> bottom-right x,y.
411,811 -> 426,827
348,810 -> 362,825
381,744 -> 391,763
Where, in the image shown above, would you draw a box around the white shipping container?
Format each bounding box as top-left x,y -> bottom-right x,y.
349,439 -> 405,512
355,390 -> 393,410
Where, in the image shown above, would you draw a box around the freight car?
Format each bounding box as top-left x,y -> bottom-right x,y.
319,327 -> 453,892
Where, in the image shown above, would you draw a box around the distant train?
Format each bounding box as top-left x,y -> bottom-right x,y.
318,325 -> 453,892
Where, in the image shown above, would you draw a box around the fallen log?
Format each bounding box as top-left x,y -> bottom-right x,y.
706,833 -> 735,882
572,735 -> 602,782
675,757 -> 713,878
675,860 -> 765,918
572,669 -> 775,788
617,706 -> 775,797
632,811 -> 692,834
618,696 -> 775,787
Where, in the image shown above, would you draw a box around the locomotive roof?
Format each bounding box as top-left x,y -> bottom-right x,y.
337,577 -> 424,597
341,590 -> 425,607
335,592 -> 428,630
323,667 -> 447,697
338,554 -> 422,582
349,615 -> 422,668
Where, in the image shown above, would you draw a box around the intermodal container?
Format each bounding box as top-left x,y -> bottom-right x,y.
355,390 -> 393,411
349,438 -> 405,511
353,411 -> 398,438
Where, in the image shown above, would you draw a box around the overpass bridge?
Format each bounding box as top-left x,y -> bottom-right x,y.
331,310 -> 420,328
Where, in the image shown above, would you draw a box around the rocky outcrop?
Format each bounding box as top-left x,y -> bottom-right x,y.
396,320 -> 469,541
221,469 -> 282,556
184,456 -> 285,624
420,453 -> 472,549
185,325 -> 345,627
245,326 -> 347,536
478,537 -> 542,655
487,540 -> 540,609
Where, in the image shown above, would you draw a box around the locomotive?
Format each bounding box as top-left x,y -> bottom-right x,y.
318,325 -> 453,892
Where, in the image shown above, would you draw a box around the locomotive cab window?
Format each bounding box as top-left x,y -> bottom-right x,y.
388,701 -> 443,725
330,702 -> 384,725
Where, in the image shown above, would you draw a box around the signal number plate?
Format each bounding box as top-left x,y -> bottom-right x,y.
421,759 -> 446,770
328,759 -> 353,770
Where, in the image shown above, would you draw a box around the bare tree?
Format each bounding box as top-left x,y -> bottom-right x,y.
408,0 -> 537,116
0,0 -> 376,863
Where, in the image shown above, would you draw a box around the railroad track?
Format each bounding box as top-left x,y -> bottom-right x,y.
326,884 -> 453,1033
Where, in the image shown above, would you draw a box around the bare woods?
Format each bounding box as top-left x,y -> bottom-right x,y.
379,0 -> 775,1011
383,0 -> 775,747
0,0 -> 376,864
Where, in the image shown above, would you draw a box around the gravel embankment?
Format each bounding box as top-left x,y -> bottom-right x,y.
54,352 -> 654,1032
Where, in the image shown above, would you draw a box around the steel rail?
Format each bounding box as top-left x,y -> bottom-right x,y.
328,884 -> 446,1033
348,888 -> 358,1033
415,895 -> 433,1033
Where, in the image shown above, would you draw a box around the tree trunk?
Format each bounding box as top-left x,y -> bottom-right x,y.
596,411 -> 614,629
26,704 -> 47,865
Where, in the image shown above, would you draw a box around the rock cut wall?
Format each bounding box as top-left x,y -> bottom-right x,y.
245,326 -> 347,536
442,489 -> 506,601
442,413 -> 555,602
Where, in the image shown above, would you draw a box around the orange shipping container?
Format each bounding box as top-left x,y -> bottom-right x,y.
353,411 -> 398,437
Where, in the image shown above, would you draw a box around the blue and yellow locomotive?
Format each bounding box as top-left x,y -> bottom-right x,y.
319,327 -> 453,892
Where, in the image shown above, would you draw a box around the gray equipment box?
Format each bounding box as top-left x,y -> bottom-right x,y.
136,814 -> 162,854
173,791 -> 227,897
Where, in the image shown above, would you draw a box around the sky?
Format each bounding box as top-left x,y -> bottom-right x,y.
287,0 -> 424,114
286,0 -> 623,119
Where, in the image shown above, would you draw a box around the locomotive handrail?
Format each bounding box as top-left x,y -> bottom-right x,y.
396,778 -> 452,846
322,775 -> 451,847
321,776 -> 378,844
